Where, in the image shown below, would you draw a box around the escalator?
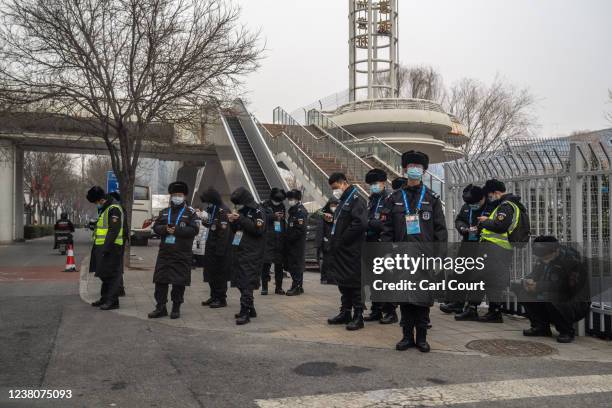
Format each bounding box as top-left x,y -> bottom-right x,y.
224,116 -> 271,200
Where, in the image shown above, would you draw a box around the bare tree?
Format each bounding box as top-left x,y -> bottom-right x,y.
446,77 -> 536,160
375,64 -> 445,101
607,89 -> 612,123
0,0 -> 262,261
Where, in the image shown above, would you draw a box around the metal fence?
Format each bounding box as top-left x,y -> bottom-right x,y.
444,140 -> 612,337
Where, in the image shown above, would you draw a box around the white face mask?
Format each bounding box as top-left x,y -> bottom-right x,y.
332,189 -> 343,199
330,206 -> 338,213
287,199 -> 298,207
271,200 -> 281,206
171,196 -> 185,206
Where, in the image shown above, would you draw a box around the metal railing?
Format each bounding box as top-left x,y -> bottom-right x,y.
330,98 -> 447,115
273,107 -> 370,197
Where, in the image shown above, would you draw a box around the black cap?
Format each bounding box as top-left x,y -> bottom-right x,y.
200,188 -> 222,206
483,179 -> 506,194
401,150 -> 429,170
230,187 -> 255,206
365,168 -> 387,184
392,177 -> 407,190
532,236 -> 560,257
286,189 -> 302,201
86,186 -> 105,203
269,188 -> 286,202
462,184 -> 485,204
168,181 -> 189,195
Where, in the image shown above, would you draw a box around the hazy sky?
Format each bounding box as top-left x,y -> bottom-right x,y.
238,0 -> 612,137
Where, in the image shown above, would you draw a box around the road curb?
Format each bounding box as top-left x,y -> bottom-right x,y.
79,255 -> 92,304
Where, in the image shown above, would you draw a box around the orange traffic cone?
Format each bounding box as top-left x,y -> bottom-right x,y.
64,244 -> 77,272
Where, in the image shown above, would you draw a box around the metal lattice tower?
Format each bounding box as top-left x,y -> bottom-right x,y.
349,0 -> 399,101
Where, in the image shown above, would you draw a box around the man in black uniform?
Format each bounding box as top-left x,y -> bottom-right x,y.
363,168 -> 398,324
261,188 -> 287,295
519,236 -> 590,343
477,179 -> 529,323
316,197 -> 339,284
53,212 -> 74,249
326,173 -> 368,331
200,188 -> 233,308
87,186 -> 127,310
391,177 -> 407,191
228,187 -> 266,325
285,189 -> 308,296
148,181 -> 199,319
381,151 -> 447,352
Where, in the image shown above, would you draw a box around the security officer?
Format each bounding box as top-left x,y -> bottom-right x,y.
519,236 -> 590,343
316,197 -> 339,284
200,188 -> 233,308
285,189 -> 309,296
381,151 -> 447,352
149,181 -> 199,319
86,186 -> 127,310
363,168 -> 398,324
261,188 -> 287,295
228,187 -> 266,325
477,179 -> 529,323
53,212 -> 74,249
326,173 -> 368,331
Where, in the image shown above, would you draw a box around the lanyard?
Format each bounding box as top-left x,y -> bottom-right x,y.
168,205 -> 186,225
332,187 -> 356,235
401,186 -> 426,216
209,205 -> 217,224
373,195 -> 383,218
468,208 -> 473,225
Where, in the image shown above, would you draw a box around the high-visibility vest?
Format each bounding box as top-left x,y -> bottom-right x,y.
480,201 -> 520,250
94,204 -> 124,246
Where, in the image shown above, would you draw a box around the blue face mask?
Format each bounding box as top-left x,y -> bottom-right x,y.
406,167 -> 423,180
370,184 -> 383,194
96,203 -> 103,210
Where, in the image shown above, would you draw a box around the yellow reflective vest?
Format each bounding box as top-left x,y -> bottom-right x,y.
480,201 -> 520,250
94,204 -> 124,246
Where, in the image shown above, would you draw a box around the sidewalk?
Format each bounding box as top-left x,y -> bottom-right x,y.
81,244 -> 611,363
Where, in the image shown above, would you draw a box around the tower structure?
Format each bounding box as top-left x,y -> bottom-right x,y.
349,0 -> 399,101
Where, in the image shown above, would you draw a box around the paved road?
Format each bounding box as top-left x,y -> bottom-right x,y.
1,237 -> 611,407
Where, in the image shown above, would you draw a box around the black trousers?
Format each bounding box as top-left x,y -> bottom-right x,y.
523,302 -> 575,335
239,287 -> 254,309
339,285 -> 364,311
154,283 -> 186,305
262,263 -> 284,287
399,304 -> 430,330
209,281 -> 227,300
371,302 -> 396,314
100,274 -> 121,305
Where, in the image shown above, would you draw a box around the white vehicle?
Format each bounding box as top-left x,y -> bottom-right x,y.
131,185 -> 153,246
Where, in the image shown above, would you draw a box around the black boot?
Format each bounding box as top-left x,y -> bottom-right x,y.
201,297 -> 214,306
363,310 -> 383,322
234,307 -> 256,318
235,306 -> 250,325
261,281 -> 268,296
100,301 -> 119,310
275,286 -> 285,295
455,306 -> 479,321
327,309 -> 352,325
415,327 -> 430,353
148,304 -> 168,318
396,326 -> 416,351
380,311 -> 398,324
478,309 -> 503,323
523,326 -> 552,337
439,302 -> 464,314
91,298 -> 104,307
346,308 -> 364,331
170,302 -> 181,319
286,284 -> 302,296
557,332 -> 575,343
209,298 -> 227,308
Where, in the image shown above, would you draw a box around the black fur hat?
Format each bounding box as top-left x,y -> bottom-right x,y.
365,168 -> 387,184
200,188 -> 222,206
269,188 -> 286,202
286,189 -> 302,201
168,181 -> 189,195
392,177 -> 407,190
230,187 -> 255,206
86,186 -> 105,203
462,184 -> 485,204
401,150 -> 429,170
483,179 -> 506,194
532,236 -> 560,257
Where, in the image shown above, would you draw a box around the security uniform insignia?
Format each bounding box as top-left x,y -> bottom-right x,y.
422,211 -> 431,221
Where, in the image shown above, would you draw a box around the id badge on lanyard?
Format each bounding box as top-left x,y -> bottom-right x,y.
165,235 -> 176,244
373,196 -> 382,220
274,221 -> 282,233
467,208 -> 478,241
331,187 -> 356,236
165,206 -> 186,245
232,230 -> 243,246
402,187 -> 426,236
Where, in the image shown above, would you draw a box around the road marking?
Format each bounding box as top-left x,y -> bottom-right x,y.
255,374 -> 612,407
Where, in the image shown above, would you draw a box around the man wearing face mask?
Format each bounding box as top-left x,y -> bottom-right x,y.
363,168 -> 398,324
285,189 -> 309,296
87,186 -> 127,310
317,197 -> 339,284
476,179 -> 530,323
381,151 -> 447,352
148,181 -> 199,320
326,173 -> 368,331
261,188 -> 287,295
200,188 -> 233,308
228,187 -> 266,325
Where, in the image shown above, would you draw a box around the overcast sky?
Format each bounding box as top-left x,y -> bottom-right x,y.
238,0 -> 612,137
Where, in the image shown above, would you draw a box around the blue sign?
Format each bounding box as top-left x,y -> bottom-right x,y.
106,171 -> 119,194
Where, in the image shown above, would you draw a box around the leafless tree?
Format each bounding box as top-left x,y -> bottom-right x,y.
375,65 -> 445,102
606,89 -> 612,123
446,77 -> 537,160
0,0 -> 262,261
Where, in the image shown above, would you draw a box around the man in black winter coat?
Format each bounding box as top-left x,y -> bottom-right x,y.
316,197 -> 339,284
285,189 -> 309,296
148,181 -> 199,320
261,188 -> 287,295
381,151 -> 447,353
200,188 -> 233,309
363,168 -> 398,325
326,173 -> 368,331
228,187 -> 266,325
